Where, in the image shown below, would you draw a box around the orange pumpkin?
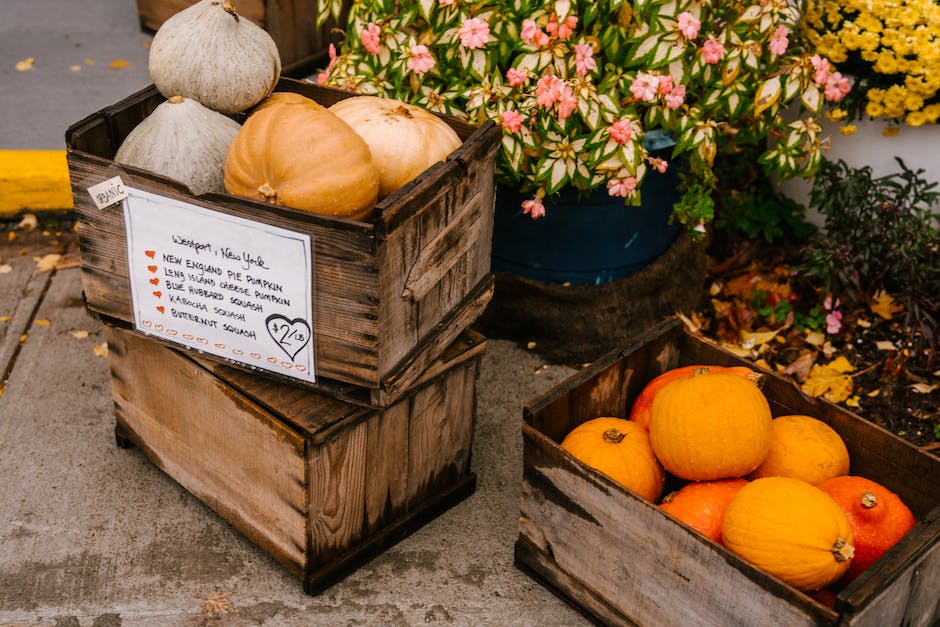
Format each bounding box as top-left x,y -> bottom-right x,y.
648,372 -> 772,481
224,92 -> 380,219
560,417 -> 665,502
722,477 -> 855,591
659,478 -> 748,543
747,414 -> 850,485
630,365 -> 756,430
817,475 -> 916,583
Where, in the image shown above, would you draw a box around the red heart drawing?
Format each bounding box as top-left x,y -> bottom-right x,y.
267,357 -> 277,364
197,338 -> 208,345
145,250 -> 156,258
250,353 -> 261,359
156,306 -> 165,314
281,361 -> 292,368
167,329 -> 178,336
183,334 -> 194,340
152,290 -> 162,298
214,343 -> 225,349
147,265 -> 158,273
155,324 -> 164,331
149,278 -> 159,286
232,349 -> 243,356
141,320 -> 152,328
296,365 -> 307,373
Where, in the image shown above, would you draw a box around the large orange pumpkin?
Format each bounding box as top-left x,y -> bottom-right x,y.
748,414 -> 850,485
659,478 -> 748,543
560,417 -> 665,502
224,92 -> 380,219
722,477 -> 855,591
648,372 -> 772,481
630,365 -> 756,430
817,475 -> 916,583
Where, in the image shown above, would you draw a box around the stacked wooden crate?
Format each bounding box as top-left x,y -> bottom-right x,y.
516,319 -> 940,626
66,78 -> 500,593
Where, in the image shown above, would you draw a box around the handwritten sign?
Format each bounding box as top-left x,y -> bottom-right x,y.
123,187 -> 315,383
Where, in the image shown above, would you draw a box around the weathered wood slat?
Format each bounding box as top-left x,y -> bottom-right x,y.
518,317 -> 940,626
0,240 -> 53,379
67,79 -> 497,404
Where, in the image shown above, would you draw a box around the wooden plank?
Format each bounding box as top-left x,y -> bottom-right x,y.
518,424 -> 835,627
108,329 -> 308,577
0,239 -> 52,381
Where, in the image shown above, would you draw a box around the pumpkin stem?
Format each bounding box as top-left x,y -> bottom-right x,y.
602,428 -> 626,444
168,96 -> 184,104
257,182 -> 278,203
692,367 -> 711,377
746,372 -> 765,388
661,490 -> 678,504
221,0 -> 240,21
861,491 -> 878,509
831,538 -> 855,563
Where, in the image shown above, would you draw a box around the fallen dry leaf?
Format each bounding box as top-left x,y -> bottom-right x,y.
909,382 -> 937,394
740,328 -> 780,349
93,342 -> 109,358
33,319 -> 50,326
18,214 -> 37,231
783,351 -> 816,381
55,256 -> 81,270
676,310 -> 704,334
199,590 -> 235,617
845,395 -> 861,408
34,254 -> 61,272
870,290 -> 904,320
856,318 -> 872,328
0,264 -> 12,274
801,356 -> 855,403
719,341 -> 754,358
108,59 -> 129,69
71,330 -> 90,340
804,331 -> 825,347
15,57 -> 34,71
0,316 -> 12,322
70,64 -> 82,72
867,389 -> 880,397
875,340 -> 896,351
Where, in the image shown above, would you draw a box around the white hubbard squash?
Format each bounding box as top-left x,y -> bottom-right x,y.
149,0 -> 281,114
115,96 -> 241,195
329,96 -> 462,198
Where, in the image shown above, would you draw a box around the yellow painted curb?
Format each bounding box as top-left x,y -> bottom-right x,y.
0,150 -> 74,216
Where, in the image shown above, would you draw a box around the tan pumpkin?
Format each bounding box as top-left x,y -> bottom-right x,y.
722,477 -> 855,591
648,371 -> 773,481
115,96 -> 241,195
329,96 -> 462,197
748,414 -> 850,485
149,0 -> 281,114
560,417 -> 665,502
224,92 -> 380,219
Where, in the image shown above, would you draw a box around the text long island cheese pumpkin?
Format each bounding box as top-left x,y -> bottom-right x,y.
224,92 -> 380,219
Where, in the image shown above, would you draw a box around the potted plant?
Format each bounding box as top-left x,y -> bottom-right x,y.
315,0 -> 849,360
779,0 -> 940,209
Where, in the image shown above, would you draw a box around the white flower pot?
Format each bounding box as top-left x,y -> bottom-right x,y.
777,116 -> 940,225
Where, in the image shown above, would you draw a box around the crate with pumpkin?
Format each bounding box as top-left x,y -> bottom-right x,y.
66,0 -> 498,593
517,318 -> 939,626
67,0 -> 500,404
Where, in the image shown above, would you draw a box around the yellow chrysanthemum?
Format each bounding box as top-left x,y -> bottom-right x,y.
840,124 -> 858,135
882,125 -> 900,136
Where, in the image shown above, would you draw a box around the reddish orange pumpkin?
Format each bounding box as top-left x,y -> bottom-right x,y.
817,475 -> 916,583
660,478 -> 748,543
630,365 -> 757,430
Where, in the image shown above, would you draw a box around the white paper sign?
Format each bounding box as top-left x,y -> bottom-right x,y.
88,176 -> 129,209
123,187 -> 315,383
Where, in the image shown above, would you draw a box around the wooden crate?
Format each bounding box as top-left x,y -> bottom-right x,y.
134,0 -> 348,75
107,325 -> 484,594
66,78 -> 499,406
516,319 -> 940,626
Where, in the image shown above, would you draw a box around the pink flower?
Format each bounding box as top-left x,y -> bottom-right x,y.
658,75 -> 674,94
522,197 -> 546,218
574,42 -> 596,75
811,55 -> 831,85
824,72 -> 851,101
649,157 -> 668,173
459,17 -> 490,49
316,71 -> 329,85
664,83 -> 686,109
677,11 -> 701,39
521,19 -> 541,43
535,75 -> 563,108
360,23 -> 381,54
826,310 -> 843,334
557,15 -> 579,39
317,43 -> 337,84
501,109 -> 525,133
407,44 -> 436,74
629,73 -> 660,102
702,39 -> 725,64
556,85 -> 577,119
607,177 -> 638,198
608,119 -> 633,144
506,67 -> 529,87
769,25 -> 789,56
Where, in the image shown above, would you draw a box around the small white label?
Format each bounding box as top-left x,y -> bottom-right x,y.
87,176 -> 129,209
123,187 -> 316,383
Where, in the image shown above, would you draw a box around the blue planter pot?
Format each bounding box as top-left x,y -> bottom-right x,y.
491,135 -> 681,285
